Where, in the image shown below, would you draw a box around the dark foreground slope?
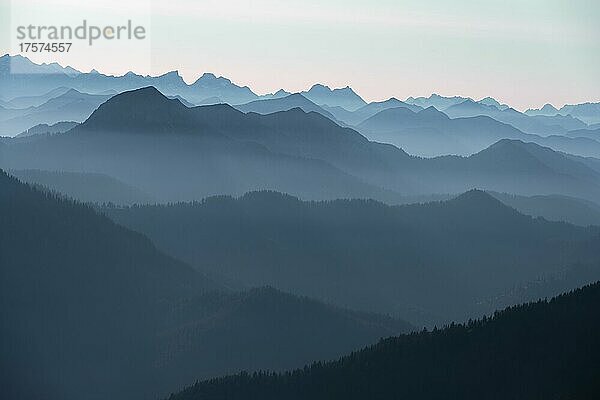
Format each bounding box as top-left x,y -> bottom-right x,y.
170,282 -> 600,400
104,190 -> 600,326
0,170 -> 411,400
154,287 -> 412,392
0,170 -> 217,400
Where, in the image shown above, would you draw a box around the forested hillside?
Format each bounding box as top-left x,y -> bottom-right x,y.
170,282 -> 600,400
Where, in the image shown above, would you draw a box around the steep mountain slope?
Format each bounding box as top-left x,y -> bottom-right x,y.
104,190 -> 600,326
152,286 -> 413,394
0,170 -> 412,400
0,169 -> 219,400
170,282 -> 600,400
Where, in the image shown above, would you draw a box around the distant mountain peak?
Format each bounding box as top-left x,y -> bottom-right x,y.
487,138 -> 526,150
309,83 -> 331,91
92,86 -> 167,108
192,72 -> 237,87
541,103 -> 558,113
195,72 -> 231,84
303,83 -> 366,111
451,189 -> 514,211
477,97 -> 510,111
455,188 -> 492,200
525,103 -> 560,117
478,97 -> 500,107
77,86 -> 189,133
307,83 -> 362,96
336,86 -> 355,93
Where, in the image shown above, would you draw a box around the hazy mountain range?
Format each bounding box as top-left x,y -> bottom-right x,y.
0,88 -> 110,136
3,54 -> 600,400
3,87 -> 600,205
443,99 -> 588,135
0,55 -> 369,112
104,189 -> 600,326
356,105 -> 600,157
528,102 -> 600,125
2,54 -> 600,153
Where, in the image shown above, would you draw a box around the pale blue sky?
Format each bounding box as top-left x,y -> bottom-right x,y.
1,0 -> 599,110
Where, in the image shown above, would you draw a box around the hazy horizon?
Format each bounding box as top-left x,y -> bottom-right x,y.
0,0 -> 599,110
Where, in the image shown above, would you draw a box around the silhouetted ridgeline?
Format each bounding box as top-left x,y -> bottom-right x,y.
0,89 -> 109,136
235,93 -> 340,123
489,191 -> 600,227
104,189 -> 600,326
357,105 -> 600,158
4,87 -> 600,204
169,282 -> 600,400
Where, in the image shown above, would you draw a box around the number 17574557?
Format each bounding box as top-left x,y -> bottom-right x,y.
19,42 -> 72,52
